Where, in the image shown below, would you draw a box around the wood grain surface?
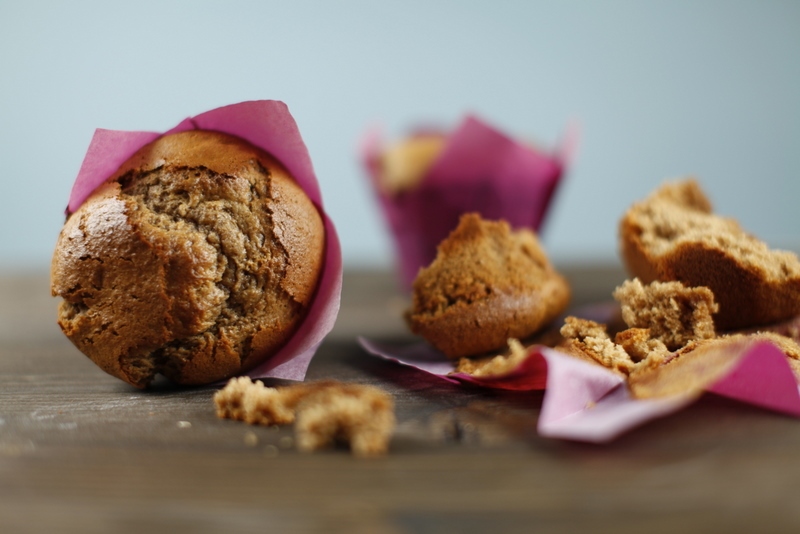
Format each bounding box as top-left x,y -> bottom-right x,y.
1,267 -> 799,533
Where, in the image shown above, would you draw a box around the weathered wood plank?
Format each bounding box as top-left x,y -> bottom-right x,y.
2,269 -> 800,533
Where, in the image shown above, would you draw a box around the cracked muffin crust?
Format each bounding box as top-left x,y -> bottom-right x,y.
51,130 -> 325,388
407,213 -> 570,358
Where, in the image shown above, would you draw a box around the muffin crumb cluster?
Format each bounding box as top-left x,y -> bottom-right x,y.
214,378 -> 395,457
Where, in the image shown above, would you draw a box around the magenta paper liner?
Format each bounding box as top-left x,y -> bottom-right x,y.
67,100 -> 342,382
358,338 -> 800,443
362,116 -> 572,288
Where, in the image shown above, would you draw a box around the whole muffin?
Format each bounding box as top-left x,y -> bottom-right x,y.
407,213 -> 570,358
51,130 -> 325,388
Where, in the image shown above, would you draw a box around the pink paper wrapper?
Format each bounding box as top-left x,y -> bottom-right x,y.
362,116 -> 574,288
359,338 -> 800,443
67,100 -> 342,382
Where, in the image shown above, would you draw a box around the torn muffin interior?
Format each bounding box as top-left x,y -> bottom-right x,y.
557,278 -> 719,376
558,317 -> 636,375
559,276 -> 800,392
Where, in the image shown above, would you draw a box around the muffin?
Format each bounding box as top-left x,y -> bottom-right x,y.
51,130 -> 325,388
377,133 -> 446,195
407,213 -> 570,358
620,179 -> 800,330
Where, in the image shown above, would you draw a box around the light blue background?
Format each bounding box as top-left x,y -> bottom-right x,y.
2,1 -> 798,271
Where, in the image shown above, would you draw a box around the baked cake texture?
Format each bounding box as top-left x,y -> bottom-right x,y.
613,278 -> 718,350
559,278 -> 720,375
558,317 -> 636,374
559,274 -> 800,389
407,213 -> 570,358
619,179 -> 800,330
214,378 -> 395,457
51,130 -> 325,388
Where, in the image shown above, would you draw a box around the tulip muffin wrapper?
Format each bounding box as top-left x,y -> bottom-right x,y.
362,115 -> 574,288
66,100 -> 342,382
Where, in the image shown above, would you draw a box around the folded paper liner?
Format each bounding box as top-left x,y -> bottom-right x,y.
359,337 -> 800,443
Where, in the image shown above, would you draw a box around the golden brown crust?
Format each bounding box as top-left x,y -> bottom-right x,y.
557,277 -> 718,377
620,179 -> 800,330
408,213 -> 570,358
51,130 -> 325,388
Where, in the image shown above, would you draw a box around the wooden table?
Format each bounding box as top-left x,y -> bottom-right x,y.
2,267 -> 799,533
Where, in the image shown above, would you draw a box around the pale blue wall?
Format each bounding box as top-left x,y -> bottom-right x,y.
2,0 -> 798,269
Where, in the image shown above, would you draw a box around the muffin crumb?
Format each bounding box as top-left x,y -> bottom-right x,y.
214,378 -> 395,457
613,278 -> 718,350
453,338 -> 531,377
558,317 -> 635,374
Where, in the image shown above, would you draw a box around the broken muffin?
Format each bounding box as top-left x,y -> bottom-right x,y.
407,213 -> 570,358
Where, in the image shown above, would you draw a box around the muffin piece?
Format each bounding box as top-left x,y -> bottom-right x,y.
558,317 -> 635,374
51,130 -> 325,388
407,213 -> 570,358
294,383 -> 395,457
613,278 -> 718,350
214,378 -> 395,457
453,338 -> 531,377
558,277 -> 719,376
619,179 -> 800,330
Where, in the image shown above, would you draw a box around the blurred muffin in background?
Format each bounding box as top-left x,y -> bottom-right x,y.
362,115 -> 570,288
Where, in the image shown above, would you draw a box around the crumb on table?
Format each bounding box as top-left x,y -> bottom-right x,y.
214,379 -> 395,457
453,338 -> 530,377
